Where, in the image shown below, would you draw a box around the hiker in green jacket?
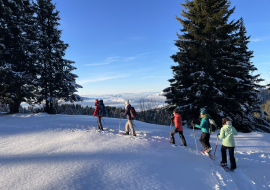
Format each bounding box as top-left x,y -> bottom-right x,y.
218,118 -> 238,171
192,109 -> 212,153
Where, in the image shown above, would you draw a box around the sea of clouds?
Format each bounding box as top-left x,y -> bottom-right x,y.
21,92 -> 167,110
79,92 -> 167,109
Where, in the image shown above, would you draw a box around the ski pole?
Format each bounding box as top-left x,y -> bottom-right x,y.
235,146 -> 239,162
211,137 -> 219,166
169,121 -> 172,141
102,118 -> 107,128
119,111 -> 121,135
192,120 -> 199,153
132,122 -> 140,133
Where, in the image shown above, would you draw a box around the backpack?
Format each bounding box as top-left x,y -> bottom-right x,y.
209,119 -> 217,133
130,106 -> 137,119
97,99 -> 106,117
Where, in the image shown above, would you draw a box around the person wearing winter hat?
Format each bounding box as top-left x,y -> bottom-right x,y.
191,109 -> 212,153
93,99 -> 103,130
218,118 -> 238,171
170,108 -> 187,146
121,100 -> 136,136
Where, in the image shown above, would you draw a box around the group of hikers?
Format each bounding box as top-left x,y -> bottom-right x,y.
171,108 -> 238,171
93,99 -> 238,171
93,99 -> 136,136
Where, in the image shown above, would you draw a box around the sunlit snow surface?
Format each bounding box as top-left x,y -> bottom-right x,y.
0,113 -> 269,190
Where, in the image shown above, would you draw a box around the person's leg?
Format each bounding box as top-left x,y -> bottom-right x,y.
99,117 -> 103,130
170,128 -> 177,144
199,132 -> 208,149
129,120 -> 136,136
97,117 -> 101,129
228,147 -> 236,170
221,145 -> 228,165
125,121 -> 129,134
205,133 -> 211,148
179,131 -> 187,146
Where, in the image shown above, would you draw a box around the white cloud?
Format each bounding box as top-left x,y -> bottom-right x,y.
79,92 -> 167,109
250,38 -> 262,42
85,63 -> 110,66
259,55 -> 270,58
86,53 -> 150,66
85,56 -> 119,66
124,57 -> 136,61
141,76 -> 166,79
78,75 -> 129,85
21,92 -> 168,110
171,46 -> 179,51
250,36 -> 270,42
124,52 -> 151,62
128,36 -> 146,41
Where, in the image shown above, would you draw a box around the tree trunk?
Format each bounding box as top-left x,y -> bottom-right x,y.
9,100 -> 21,113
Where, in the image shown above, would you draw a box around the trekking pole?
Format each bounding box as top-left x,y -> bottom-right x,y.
192,120 -> 199,153
211,137 -> 219,166
235,146 -> 239,162
169,121 -> 172,141
119,111 -> 121,135
132,122 -> 140,133
102,118 -> 107,128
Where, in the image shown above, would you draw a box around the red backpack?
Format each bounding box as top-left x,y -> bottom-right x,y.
130,106 -> 137,119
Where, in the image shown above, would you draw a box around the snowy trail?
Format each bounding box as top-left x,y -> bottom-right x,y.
0,114 -> 269,190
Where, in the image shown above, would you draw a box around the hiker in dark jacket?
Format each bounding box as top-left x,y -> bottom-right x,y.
170,109 -> 187,146
192,109 -> 212,153
121,100 -> 136,136
93,99 -> 103,130
218,118 -> 238,171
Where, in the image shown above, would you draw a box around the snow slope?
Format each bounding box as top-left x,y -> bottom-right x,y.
0,113 -> 269,190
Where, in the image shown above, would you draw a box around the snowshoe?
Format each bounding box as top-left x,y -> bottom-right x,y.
220,162 -> 230,172
206,147 -> 212,153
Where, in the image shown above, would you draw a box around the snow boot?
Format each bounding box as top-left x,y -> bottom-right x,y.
206,147 -> 212,153
123,132 -> 129,135
220,162 -> 227,167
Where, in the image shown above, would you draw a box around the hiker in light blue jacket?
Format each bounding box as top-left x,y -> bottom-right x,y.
218,118 -> 238,171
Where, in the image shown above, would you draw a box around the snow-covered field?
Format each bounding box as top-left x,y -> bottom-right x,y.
0,113 -> 269,190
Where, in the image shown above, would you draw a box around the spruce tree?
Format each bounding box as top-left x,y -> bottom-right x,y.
34,0 -> 82,114
163,0 -> 269,132
0,0 -> 37,113
0,0 -> 9,104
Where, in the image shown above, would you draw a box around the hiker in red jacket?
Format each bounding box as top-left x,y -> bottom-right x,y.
170,108 -> 187,146
93,99 -> 103,130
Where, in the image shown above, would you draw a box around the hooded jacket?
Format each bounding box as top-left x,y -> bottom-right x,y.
195,114 -> 211,133
174,113 -> 183,131
218,124 -> 238,147
93,99 -> 102,118
124,103 -> 131,120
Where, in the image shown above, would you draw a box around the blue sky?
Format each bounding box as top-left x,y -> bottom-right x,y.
52,0 -> 270,96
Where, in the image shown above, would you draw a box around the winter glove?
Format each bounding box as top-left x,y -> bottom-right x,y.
191,121 -> 195,127
217,133 -> 220,137
171,117 -> 175,121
